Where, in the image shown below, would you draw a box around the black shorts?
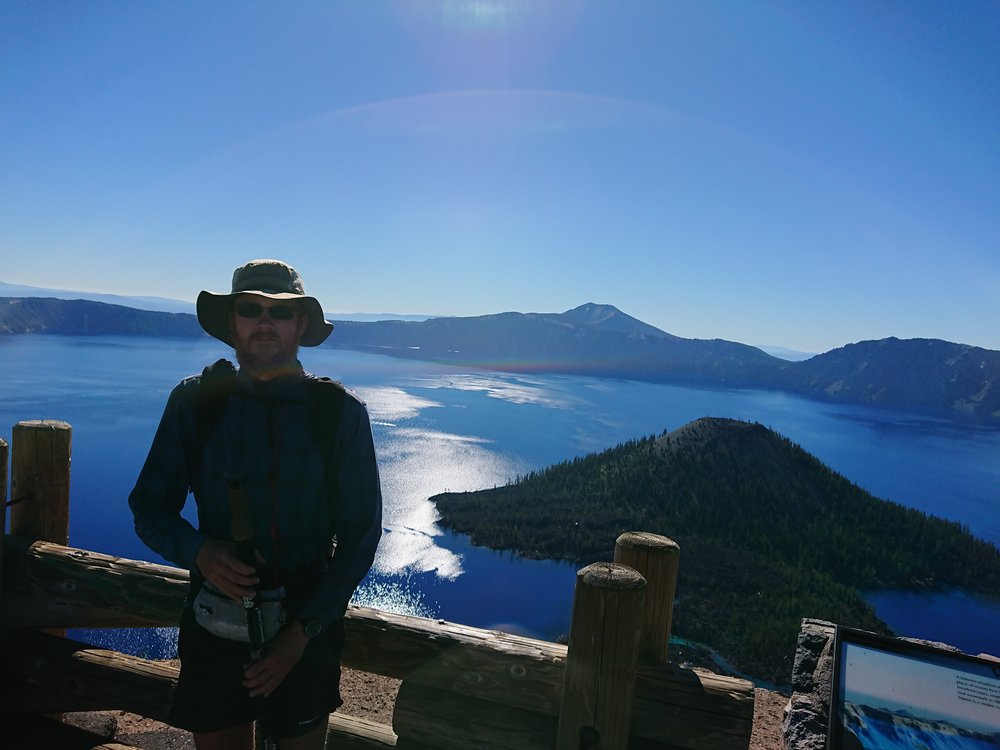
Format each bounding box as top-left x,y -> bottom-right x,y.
169,608 -> 345,738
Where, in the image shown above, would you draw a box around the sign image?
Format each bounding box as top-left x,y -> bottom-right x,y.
828,627 -> 1000,750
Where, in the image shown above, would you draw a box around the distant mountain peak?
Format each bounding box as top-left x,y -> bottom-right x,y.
563,302 -> 622,319
560,302 -> 671,338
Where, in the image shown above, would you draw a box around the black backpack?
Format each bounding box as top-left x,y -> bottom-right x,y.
192,358 -> 346,514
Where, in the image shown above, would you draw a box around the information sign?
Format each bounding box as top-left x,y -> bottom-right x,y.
828,626 -> 1000,750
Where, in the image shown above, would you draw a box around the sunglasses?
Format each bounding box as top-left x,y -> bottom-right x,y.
234,302 -> 298,320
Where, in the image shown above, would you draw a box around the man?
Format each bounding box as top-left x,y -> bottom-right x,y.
129,259 -> 382,749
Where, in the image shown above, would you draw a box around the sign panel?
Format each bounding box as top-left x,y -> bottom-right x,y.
827,626 -> 1000,750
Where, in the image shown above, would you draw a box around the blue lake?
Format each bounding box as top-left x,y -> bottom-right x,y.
2,335 -> 999,667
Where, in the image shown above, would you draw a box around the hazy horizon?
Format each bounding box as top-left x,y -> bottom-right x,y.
0,277 -> 833,359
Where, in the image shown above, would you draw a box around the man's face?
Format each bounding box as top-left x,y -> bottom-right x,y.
229,293 -> 309,375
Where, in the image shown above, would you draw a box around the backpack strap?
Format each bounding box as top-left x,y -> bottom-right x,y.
309,378 -> 347,529
193,358 -> 239,452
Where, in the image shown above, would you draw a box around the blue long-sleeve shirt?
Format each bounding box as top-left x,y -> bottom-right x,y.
128,362 -> 382,630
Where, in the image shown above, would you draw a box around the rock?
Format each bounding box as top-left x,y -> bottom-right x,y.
783,618 -> 835,750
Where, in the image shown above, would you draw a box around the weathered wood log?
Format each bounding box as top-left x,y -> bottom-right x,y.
7,714 -> 142,750
1,437 -> 8,620
11,420 -> 72,545
342,601 -> 569,715
1,630 -> 397,749
1,537 -> 570,713
2,536 -> 189,628
3,626 -> 752,750
2,538 -> 755,749
330,714 -> 399,749
392,667 -> 754,750
557,562 -> 646,750
393,681 -> 556,750
615,531 -> 680,665
2,628 -> 178,720
334,661 -> 754,750
632,666 -> 755,750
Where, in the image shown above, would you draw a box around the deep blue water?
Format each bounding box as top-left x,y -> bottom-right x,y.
2,335 -> 999,666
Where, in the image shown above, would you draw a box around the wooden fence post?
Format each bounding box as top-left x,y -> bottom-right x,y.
614,531 -> 680,665
1,436 -> 8,617
10,420 -> 72,545
556,562 -> 645,750
11,420 -> 72,644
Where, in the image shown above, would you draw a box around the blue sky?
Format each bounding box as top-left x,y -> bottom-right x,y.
2,1 -> 997,353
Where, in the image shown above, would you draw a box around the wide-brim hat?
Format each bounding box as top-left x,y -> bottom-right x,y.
196,259 -> 334,347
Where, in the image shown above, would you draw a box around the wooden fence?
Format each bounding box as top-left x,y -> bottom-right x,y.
1,420 -> 755,749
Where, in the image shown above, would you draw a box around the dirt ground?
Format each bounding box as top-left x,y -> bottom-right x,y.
66,666 -> 789,749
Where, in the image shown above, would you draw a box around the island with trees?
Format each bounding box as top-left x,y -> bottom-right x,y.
431,417 -> 1000,685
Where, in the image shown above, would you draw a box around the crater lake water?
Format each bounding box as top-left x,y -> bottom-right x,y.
2,335 -> 998,668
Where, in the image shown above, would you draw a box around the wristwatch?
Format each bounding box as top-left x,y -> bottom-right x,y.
301,618 -> 323,639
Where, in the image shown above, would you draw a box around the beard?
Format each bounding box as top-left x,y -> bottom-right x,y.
233,329 -> 301,376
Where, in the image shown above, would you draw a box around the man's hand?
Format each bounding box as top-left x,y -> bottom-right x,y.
243,621 -> 311,697
195,539 -> 259,600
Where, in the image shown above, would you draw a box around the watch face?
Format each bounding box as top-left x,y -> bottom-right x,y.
305,619 -> 322,638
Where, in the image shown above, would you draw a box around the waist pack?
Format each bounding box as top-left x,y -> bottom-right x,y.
193,582 -> 287,643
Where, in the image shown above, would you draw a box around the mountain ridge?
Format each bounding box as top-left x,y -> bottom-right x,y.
0,281 -> 196,315
2,295 -> 997,425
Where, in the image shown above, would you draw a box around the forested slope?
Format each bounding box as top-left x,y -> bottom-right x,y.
432,418 -> 1000,684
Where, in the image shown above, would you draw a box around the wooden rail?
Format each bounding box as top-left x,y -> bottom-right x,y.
1,419 -> 755,749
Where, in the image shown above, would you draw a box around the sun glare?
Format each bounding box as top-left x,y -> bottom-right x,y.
442,1 -> 511,29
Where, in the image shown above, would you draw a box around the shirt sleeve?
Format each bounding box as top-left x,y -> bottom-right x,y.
298,392 -> 383,625
128,379 -> 210,573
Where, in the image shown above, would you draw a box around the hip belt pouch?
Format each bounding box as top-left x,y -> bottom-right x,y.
193,582 -> 287,642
